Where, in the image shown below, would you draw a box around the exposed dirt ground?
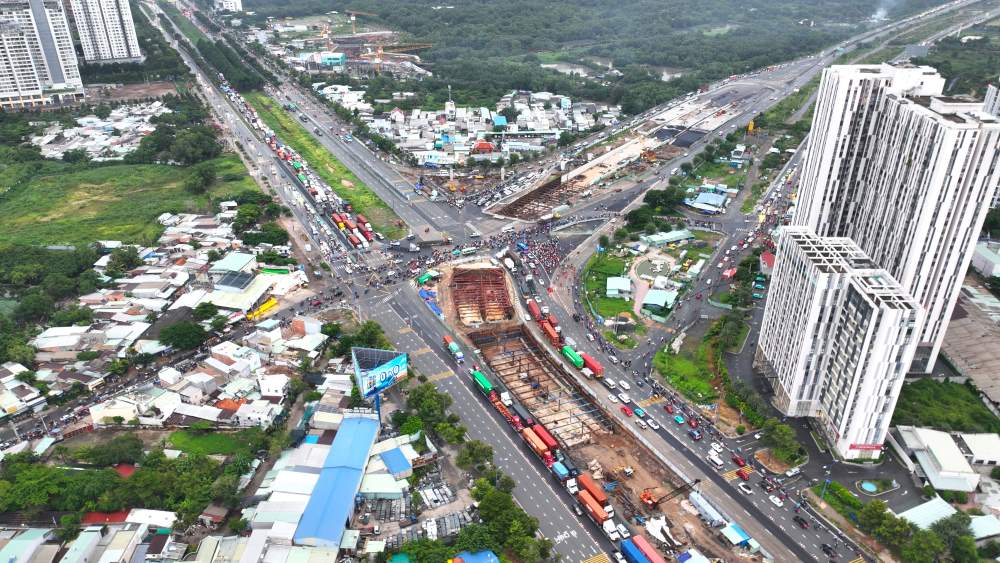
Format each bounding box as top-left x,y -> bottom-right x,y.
84,81 -> 178,101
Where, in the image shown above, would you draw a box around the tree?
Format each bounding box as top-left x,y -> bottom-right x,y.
613,228 -> 629,241
761,417 -> 799,461
453,524 -> 500,554
679,161 -> 693,174
55,513 -> 82,542
42,273 -> 77,300
189,421 -> 213,434
598,235 -> 610,248
193,301 -> 219,320
950,534 -> 978,563
858,499 -> 889,532
227,517 -> 248,534
14,292 -> 54,324
901,529 -> 946,563
106,247 -> 142,278
399,415 -> 424,436
206,249 -> 222,262
876,514 -> 915,550
158,321 -> 208,350
169,125 -> 220,165
456,440 -> 494,470
210,315 -> 227,332
62,149 -> 90,164
321,322 -> 342,339
399,538 -> 455,563
930,512 -> 971,552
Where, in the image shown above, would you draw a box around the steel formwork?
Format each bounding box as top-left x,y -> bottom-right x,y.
450,267 -> 513,325
469,326 -> 609,448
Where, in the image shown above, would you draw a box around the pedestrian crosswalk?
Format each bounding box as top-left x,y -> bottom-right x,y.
721,466 -> 755,481
847,558 -> 864,563
427,370 -> 453,382
637,396 -> 666,407
580,554 -> 611,563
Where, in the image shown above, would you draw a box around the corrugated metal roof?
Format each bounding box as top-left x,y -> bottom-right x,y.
293,416 -> 379,547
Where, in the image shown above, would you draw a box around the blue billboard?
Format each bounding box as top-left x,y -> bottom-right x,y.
352,347 -> 408,399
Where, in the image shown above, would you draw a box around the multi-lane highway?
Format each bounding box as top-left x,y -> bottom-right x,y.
141,0 -> 997,559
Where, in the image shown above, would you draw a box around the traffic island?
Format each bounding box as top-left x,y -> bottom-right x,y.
752,447 -> 795,475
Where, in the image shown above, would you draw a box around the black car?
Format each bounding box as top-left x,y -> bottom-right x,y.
793,515 -> 809,529
821,544 -> 837,558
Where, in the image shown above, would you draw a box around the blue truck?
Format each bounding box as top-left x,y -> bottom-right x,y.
620,539 -> 651,563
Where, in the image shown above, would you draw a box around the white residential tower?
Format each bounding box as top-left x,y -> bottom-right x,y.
68,0 -> 142,63
756,228 -> 922,460
794,64 -> 1000,373
0,0 -> 83,109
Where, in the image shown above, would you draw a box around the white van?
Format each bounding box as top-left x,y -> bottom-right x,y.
602,378 -> 618,390
501,225 -> 515,233
618,380 -> 631,391
708,453 -> 725,469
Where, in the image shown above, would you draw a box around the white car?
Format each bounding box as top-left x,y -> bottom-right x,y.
618,393 -> 632,404
618,380 -> 631,391
753,432 -> 764,440
711,442 -> 724,454
608,394 -> 620,403
738,482 -> 754,495
769,495 -> 784,508
785,467 -> 801,478
636,419 -> 648,429
647,419 -> 661,430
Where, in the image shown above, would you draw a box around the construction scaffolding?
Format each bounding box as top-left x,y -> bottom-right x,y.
495,175 -> 572,220
469,326 -> 610,448
450,267 -> 513,325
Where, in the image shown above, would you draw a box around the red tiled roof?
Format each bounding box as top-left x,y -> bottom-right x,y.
82,510 -> 129,524
760,251 -> 776,269
113,463 -> 136,478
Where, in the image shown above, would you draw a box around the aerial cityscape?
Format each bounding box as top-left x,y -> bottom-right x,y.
1,0 -> 1000,562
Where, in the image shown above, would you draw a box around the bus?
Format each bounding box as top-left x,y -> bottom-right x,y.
472,371 -> 492,395
461,247 -> 478,256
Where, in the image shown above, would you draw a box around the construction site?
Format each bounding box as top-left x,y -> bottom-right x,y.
449,267 -> 515,326
430,260 -> 742,560
494,136 -> 683,221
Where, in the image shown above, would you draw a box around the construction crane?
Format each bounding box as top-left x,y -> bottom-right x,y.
346,10 -> 375,34
639,479 -> 701,509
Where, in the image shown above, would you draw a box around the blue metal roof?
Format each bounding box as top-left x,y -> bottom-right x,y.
492,115 -> 508,126
294,416 -> 379,547
380,447 -> 411,476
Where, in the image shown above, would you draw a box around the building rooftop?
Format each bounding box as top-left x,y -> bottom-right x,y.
898,426 -> 980,492
293,415 -> 380,548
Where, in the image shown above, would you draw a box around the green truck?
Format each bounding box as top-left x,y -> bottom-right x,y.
472,371 -> 493,395
561,346 -> 584,369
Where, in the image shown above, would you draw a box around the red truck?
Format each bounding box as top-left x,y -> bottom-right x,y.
580,353 -> 604,377
526,300 -> 542,321
547,314 -> 559,328
631,535 -> 667,563
360,229 -> 374,242
343,218 -> 357,232
577,473 -> 608,506
521,427 -> 554,465
355,214 -> 371,230
577,490 -> 608,523
539,320 -> 560,346
532,424 -> 558,451
347,234 -> 361,247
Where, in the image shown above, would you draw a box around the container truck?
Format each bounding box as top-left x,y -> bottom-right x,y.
532,424 -> 558,452
347,234 -> 361,247
355,214 -> 371,229
512,404 -> 534,426
471,371 -> 491,395
631,536 -> 666,563
577,490 -> 609,523
577,474 -> 614,517
540,320 -> 560,346
548,314 -> 559,328
551,462 -> 569,481
343,218 -> 357,232
521,427 -> 553,464
619,539 -> 651,563
360,229 -> 374,242
561,456 -> 579,477
580,354 -> 604,377
443,335 -> 464,363
565,477 -> 580,494
408,243 -> 421,253
602,520 -> 621,541
562,346 -> 584,369
526,300 -> 542,321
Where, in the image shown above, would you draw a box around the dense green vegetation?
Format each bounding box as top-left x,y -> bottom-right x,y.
245,92 -> 404,238
247,0 -> 944,113
581,254 -> 634,319
0,439 -> 252,528
79,2 -> 190,85
891,378 -> 1000,433
157,1 -> 207,44
813,490 -> 978,563
912,20 -> 1000,96
169,427 -> 268,456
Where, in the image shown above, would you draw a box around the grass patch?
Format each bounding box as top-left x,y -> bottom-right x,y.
812,481 -> 863,520
892,378 -> 1000,433
582,253 -> 635,319
244,92 -> 404,239
168,428 -> 265,456
653,342 -> 719,401
604,330 -> 638,350
0,155 -> 255,246
740,180 -> 768,214
724,322 -> 750,353
855,46 -> 906,64
157,1 -> 208,45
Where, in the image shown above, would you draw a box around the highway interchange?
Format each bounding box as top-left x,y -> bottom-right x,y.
132,0 -> 995,560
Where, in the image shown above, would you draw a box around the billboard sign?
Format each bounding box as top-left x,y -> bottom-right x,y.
352,347 -> 408,399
